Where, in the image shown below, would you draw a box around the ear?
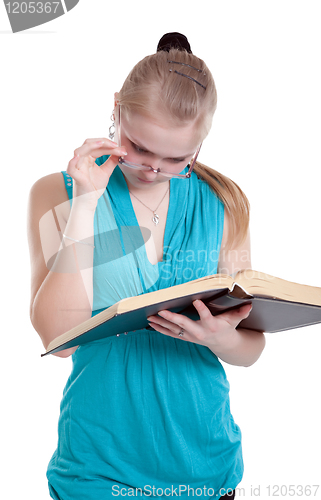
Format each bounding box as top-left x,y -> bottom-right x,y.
114,92 -> 119,108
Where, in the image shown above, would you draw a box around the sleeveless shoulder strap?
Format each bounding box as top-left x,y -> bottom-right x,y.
61,171 -> 73,206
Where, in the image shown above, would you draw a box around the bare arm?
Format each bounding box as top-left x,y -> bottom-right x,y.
27,173 -> 96,357
212,210 -> 266,366
27,139 -> 126,358
189,300 -> 266,367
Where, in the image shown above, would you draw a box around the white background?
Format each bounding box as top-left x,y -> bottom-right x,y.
1,1 -> 321,499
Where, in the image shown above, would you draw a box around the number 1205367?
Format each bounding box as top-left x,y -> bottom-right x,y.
5,2 -> 60,14
266,485 -> 320,497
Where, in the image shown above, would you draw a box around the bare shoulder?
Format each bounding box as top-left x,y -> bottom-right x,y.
27,172 -> 70,307
28,172 -> 71,229
29,172 -> 69,209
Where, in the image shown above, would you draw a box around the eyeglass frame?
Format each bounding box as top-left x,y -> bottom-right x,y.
116,105 -> 202,179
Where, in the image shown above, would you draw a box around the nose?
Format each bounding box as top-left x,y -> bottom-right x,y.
140,163 -> 162,180
142,157 -> 162,174
149,167 -> 161,174
139,167 -> 159,181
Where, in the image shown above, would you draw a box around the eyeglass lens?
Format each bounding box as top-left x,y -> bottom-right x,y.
117,106 -> 201,178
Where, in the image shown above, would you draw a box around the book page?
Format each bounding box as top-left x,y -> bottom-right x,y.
236,270 -> 321,306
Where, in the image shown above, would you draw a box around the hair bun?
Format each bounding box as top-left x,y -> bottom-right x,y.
157,32 -> 192,54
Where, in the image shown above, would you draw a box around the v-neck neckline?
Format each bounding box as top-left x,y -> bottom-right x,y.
107,167 -> 176,267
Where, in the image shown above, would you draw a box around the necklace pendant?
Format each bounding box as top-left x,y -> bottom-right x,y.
152,213 -> 160,226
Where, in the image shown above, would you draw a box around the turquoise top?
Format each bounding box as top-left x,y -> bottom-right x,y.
47,159 -> 243,499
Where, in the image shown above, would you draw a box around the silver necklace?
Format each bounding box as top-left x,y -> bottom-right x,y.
129,186 -> 170,226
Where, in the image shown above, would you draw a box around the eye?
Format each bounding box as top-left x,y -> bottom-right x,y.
170,157 -> 186,163
131,141 -> 148,154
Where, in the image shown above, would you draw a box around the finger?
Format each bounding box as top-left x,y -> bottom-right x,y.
82,138 -> 118,145
219,303 -> 253,327
152,310 -> 195,333
192,300 -> 213,322
98,154 -> 121,175
147,313 -> 180,331
66,153 -> 80,176
148,321 -> 187,341
74,139 -> 127,159
67,153 -> 94,177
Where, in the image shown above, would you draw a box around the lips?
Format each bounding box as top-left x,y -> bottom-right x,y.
137,177 -> 154,183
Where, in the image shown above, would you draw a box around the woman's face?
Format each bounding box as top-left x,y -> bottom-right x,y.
116,109 -> 202,190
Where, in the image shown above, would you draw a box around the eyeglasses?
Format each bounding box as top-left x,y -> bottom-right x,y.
116,105 -> 201,179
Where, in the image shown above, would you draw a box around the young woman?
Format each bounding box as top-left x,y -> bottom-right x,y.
28,33 -> 265,500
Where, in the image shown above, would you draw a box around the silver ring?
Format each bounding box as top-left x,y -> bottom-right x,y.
178,328 -> 184,337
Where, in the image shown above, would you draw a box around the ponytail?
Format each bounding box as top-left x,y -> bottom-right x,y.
194,162 -> 250,249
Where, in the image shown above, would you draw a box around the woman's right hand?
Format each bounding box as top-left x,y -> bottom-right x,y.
66,138 -> 127,209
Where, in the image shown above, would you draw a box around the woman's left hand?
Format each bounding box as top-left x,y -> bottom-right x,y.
147,300 -> 253,351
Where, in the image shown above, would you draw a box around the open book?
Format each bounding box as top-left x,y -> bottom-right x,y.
42,270 -> 321,356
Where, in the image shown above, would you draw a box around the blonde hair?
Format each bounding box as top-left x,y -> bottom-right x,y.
193,162 -> 250,249
118,48 -> 250,249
